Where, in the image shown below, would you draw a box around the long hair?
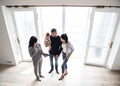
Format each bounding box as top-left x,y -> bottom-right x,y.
61,34 -> 68,43
28,36 -> 37,47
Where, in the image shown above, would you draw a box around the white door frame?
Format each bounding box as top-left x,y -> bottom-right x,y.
11,7 -> 39,61
84,7 -> 120,66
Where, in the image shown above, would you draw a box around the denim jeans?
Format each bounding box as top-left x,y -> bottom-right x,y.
61,52 -> 68,73
49,55 -> 58,71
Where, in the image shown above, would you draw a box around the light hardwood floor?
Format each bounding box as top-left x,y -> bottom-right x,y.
0,58 -> 120,86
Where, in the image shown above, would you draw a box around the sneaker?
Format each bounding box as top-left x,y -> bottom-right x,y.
36,77 -> 41,81
56,71 -> 59,74
64,72 -> 68,76
48,70 -> 53,74
58,75 -> 64,80
40,75 -> 45,78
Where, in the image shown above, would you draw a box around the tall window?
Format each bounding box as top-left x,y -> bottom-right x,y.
13,7 -> 91,60
37,7 -> 63,38
65,7 -> 91,58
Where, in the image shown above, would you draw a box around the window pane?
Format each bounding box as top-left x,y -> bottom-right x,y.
87,47 -> 108,64
14,11 -> 36,60
37,7 -> 63,36
14,11 -> 36,42
65,7 -> 91,58
90,12 -> 116,46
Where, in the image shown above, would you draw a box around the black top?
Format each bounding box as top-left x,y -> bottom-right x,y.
49,35 -> 62,55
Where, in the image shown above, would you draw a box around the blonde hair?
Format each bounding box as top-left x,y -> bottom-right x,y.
44,32 -> 51,47
46,32 -> 50,36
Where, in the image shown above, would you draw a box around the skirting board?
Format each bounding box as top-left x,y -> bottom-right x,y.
0,60 -> 16,65
111,66 -> 120,70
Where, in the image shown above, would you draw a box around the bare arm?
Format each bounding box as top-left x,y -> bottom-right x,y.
38,43 -> 49,57
67,52 -> 73,60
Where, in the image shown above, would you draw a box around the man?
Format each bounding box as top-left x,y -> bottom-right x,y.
49,28 -> 62,74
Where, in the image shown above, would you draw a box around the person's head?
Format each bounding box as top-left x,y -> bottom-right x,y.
51,28 -> 57,37
29,36 -> 37,47
46,32 -> 50,37
60,34 -> 68,43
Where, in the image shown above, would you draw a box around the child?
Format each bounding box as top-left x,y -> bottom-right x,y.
28,36 -> 49,81
44,32 -> 51,52
59,34 -> 74,80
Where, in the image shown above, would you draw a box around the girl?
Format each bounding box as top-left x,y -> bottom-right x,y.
28,36 -> 49,81
59,34 -> 74,80
44,32 -> 51,52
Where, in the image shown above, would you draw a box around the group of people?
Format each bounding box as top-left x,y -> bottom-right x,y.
28,28 -> 74,81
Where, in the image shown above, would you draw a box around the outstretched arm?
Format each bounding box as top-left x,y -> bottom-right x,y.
42,52 -> 50,57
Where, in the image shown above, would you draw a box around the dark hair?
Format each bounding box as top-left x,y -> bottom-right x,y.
51,28 -> 57,33
28,36 -> 37,47
61,34 -> 68,43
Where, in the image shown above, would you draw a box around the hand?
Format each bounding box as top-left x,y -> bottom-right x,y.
67,56 -> 70,60
34,42 -> 38,53
48,49 -> 50,53
34,42 -> 38,47
44,54 -> 49,57
55,55 -> 59,59
67,52 -> 73,60
34,47 -> 38,53
48,46 -> 51,53
44,55 -> 47,57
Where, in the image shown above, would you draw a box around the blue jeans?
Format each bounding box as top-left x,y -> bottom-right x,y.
61,52 -> 68,73
49,55 -> 58,71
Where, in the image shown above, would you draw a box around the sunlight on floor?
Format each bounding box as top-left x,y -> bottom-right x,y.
0,58 -> 120,86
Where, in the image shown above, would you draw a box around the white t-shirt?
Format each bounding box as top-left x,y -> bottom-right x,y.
62,43 -> 67,53
62,42 -> 74,56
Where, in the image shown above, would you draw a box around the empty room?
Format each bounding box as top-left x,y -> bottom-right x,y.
0,0 -> 120,86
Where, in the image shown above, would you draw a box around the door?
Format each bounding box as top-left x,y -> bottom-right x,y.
13,8 -> 38,61
84,7 -> 120,66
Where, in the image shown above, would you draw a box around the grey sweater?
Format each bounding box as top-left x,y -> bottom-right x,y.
28,44 -> 46,60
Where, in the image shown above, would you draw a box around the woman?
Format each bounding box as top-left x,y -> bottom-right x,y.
59,34 -> 74,80
28,36 -> 49,81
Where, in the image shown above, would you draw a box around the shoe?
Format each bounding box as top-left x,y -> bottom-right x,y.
56,71 -> 59,74
40,75 -> 45,78
36,77 -> 41,81
58,75 -> 64,80
64,72 -> 68,76
48,70 -> 53,73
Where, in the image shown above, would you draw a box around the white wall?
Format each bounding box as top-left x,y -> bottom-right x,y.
0,6 -> 16,65
0,0 -> 120,6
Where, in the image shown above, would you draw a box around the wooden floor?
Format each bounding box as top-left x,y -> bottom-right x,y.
0,58 -> 120,86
